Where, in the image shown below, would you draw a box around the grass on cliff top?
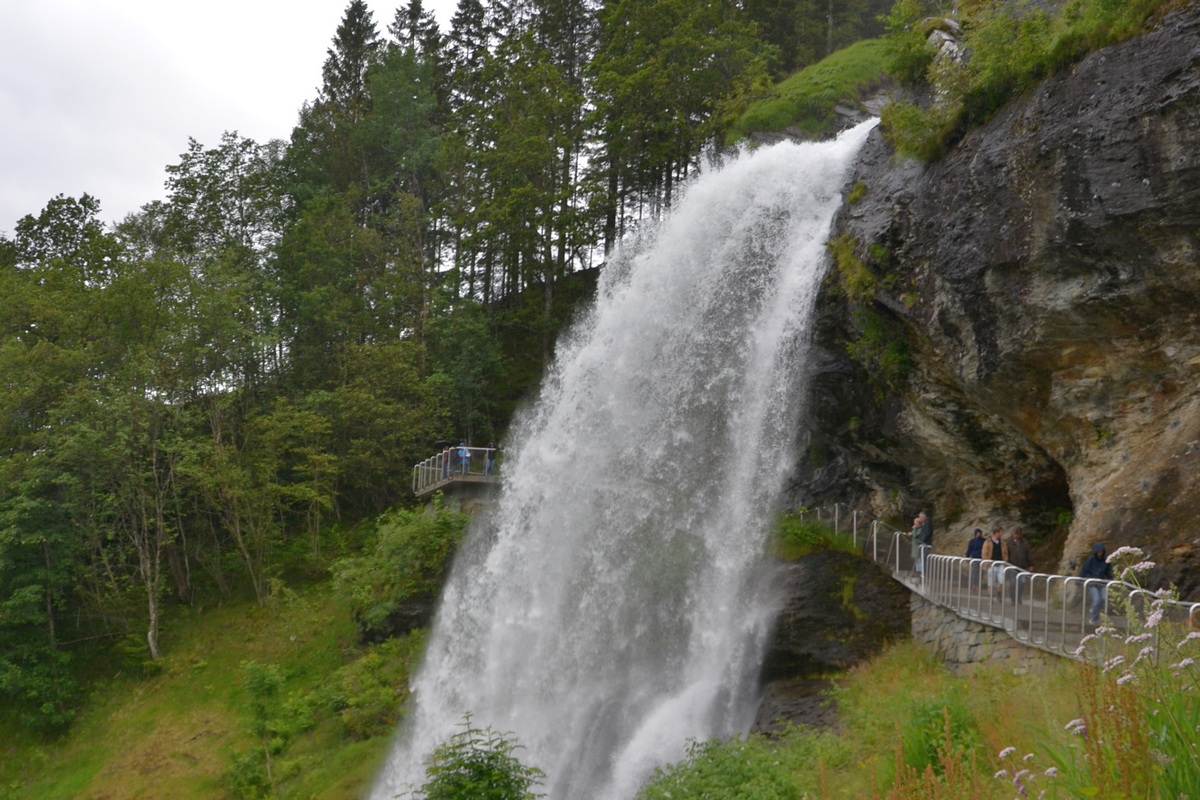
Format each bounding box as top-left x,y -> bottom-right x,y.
0,583 -> 399,800
732,38 -> 889,141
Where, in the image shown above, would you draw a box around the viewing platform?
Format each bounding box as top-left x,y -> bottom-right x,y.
412,445 -> 501,499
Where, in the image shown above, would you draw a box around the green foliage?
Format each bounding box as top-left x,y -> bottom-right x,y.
878,98 -> 958,162
899,695 -> 981,776
328,631 -> 427,739
847,181 -> 868,205
635,735 -> 804,800
827,233 -> 877,300
591,0 -> 776,224
427,295 -> 505,444
881,0 -> 1175,160
331,502 -> 470,639
846,307 -> 912,387
227,660 -> 316,799
774,512 -> 861,560
880,0 -> 939,85
410,715 -> 545,800
1014,552 -> 1200,800
734,38 -> 888,137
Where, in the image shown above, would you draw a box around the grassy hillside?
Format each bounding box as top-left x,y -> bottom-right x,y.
0,582 -> 415,800
732,38 -> 889,140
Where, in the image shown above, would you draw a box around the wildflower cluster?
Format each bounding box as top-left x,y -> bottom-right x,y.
994,747 -> 1058,798
1028,546 -> 1200,798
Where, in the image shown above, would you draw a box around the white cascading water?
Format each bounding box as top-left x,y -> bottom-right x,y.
371,119 -> 877,800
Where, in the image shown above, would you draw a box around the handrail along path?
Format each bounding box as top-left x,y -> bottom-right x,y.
806,504 -> 1200,662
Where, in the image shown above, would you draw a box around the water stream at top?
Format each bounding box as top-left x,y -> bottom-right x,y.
371,119 -> 878,800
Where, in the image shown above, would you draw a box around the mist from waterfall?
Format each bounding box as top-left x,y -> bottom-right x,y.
371,119 -> 877,800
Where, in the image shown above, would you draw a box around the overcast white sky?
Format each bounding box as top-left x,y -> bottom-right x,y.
0,0 -> 455,235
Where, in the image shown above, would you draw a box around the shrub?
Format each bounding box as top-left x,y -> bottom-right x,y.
331,501 -> 470,639
410,715 -> 544,800
899,696 -> 981,776
328,631 -> 427,740
881,0 -> 940,85
775,512 -> 860,560
635,736 -> 802,800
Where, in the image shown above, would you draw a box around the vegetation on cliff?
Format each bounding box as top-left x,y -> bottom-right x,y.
880,0 -> 1181,160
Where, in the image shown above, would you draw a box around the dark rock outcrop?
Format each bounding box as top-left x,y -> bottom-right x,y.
754,550 -> 910,732
788,2 -> 1200,596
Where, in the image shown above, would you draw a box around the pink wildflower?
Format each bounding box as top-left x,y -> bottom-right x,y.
999,746 -> 1017,759
1109,546 -> 1143,560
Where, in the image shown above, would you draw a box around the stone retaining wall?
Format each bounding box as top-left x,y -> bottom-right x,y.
910,594 -> 1058,675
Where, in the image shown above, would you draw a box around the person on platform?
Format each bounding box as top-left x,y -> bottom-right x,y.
1079,542 -> 1114,623
981,526 -> 1008,596
911,510 -> 933,582
457,442 -> 471,475
966,528 -> 985,589
485,441 -> 498,476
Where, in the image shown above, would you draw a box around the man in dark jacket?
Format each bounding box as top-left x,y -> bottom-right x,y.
1079,542 -> 1114,623
965,528 -> 984,588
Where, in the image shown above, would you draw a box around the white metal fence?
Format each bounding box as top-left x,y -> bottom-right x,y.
803,504 -> 1200,660
412,446 -> 500,495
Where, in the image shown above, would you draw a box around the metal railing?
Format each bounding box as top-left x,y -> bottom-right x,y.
412,446 -> 501,496
802,505 -> 1200,661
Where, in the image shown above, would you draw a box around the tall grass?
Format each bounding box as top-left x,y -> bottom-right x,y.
635,641 -> 1081,799
990,546 -> 1200,799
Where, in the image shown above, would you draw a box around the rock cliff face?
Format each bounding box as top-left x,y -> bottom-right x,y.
789,3 -> 1200,599
754,549 -> 910,733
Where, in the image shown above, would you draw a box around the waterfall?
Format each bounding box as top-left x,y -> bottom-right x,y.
371,119 -> 877,800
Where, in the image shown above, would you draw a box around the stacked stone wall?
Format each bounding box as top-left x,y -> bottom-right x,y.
910,594 -> 1058,675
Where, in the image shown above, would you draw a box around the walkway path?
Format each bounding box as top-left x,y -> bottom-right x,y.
817,506 -> 1200,662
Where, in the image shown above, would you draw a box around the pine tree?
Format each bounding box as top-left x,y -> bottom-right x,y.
321,0 -> 382,125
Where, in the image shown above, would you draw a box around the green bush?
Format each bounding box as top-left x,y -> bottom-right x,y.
328,631 -> 427,740
331,501 -> 470,638
410,715 -> 544,800
845,307 -> 912,388
635,736 -> 801,800
775,512 -> 860,561
881,0 -> 940,85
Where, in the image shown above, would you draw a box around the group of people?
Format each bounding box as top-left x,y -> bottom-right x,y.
909,509 -> 1117,624
962,524 -> 1115,622
964,526 -> 1033,597
440,441 -> 500,478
